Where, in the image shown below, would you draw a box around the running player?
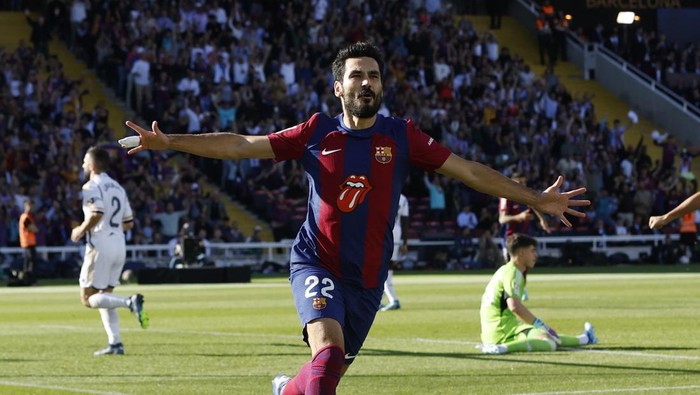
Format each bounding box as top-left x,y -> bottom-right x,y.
71,146 -> 149,355
379,193 -> 409,311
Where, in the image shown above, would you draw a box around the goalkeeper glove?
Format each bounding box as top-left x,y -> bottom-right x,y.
533,318 -> 561,344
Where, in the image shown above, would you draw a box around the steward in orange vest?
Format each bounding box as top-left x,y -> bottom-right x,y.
680,212 -> 697,234
679,212 -> 697,263
17,200 -> 38,285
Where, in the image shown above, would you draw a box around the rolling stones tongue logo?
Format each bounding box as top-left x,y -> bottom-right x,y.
337,174 -> 372,213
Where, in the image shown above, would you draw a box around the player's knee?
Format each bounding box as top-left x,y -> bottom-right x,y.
544,338 -> 557,351
83,290 -> 99,308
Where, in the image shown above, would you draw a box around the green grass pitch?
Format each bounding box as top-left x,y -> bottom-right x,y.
1,268 -> 699,394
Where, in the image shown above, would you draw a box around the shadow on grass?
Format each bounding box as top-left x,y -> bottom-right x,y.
358,348 -> 700,375
187,352 -> 304,358
188,341 -> 308,358
0,359 -> 39,363
596,346 -> 699,351
136,342 -> 308,358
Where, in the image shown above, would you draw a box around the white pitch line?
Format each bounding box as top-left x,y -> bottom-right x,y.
514,384 -> 700,395
0,380 -> 126,395
0,282 -> 289,294
41,324 -> 301,340
563,347 -> 700,361
40,325 -> 699,361
397,272 -> 700,285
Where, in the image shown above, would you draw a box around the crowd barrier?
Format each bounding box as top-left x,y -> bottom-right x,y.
0,234 -> 675,269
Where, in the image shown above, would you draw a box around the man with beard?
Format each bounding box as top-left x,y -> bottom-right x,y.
71,146 -> 149,356
124,41 -> 590,395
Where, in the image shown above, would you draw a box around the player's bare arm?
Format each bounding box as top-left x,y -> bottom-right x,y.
507,294 -> 560,344
124,120 -> 275,160
499,209 -> 534,225
649,191 -> 700,229
506,295 -> 536,324
399,214 -> 409,255
437,154 -> 590,226
71,213 -> 103,242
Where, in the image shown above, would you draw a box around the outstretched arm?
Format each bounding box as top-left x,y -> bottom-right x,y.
649,191 -> 700,229
499,208 -> 534,225
437,154 -> 589,227
125,120 -> 275,160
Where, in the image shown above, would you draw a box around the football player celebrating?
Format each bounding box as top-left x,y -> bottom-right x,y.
125,41 -> 589,395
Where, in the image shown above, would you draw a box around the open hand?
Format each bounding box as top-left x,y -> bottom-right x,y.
535,176 -> 590,227
124,120 -> 169,154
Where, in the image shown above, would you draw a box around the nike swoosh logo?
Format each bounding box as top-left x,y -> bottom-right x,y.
321,148 -> 342,156
344,353 -> 356,359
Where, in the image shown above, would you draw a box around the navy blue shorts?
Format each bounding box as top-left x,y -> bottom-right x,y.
290,264 -> 383,365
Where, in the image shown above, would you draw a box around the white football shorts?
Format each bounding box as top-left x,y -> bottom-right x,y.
79,236 -> 126,289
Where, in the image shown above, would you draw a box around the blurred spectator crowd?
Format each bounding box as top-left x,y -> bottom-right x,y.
531,0 -> 699,107
0,0 -> 698,271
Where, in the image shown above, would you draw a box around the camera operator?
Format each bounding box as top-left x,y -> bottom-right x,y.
169,223 -> 209,268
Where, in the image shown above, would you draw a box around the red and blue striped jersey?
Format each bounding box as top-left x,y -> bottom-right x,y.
499,198 -> 530,237
268,113 -> 451,288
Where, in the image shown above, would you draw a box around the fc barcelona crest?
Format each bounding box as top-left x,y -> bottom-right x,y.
375,146 -> 392,164
312,297 -> 327,310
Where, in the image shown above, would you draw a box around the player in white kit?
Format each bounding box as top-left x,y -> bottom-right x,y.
380,193 -> 409,311
71,146 -> 149,355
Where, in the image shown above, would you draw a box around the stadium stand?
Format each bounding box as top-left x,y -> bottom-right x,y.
1,0 -> 699,276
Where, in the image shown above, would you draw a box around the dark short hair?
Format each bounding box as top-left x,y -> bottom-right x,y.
86,146 -> 110,172
506,233 -> 537,256
332,41 -> 385,82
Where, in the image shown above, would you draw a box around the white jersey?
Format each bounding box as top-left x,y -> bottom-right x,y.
81,173 -> 133,242
392,194 -> 409,243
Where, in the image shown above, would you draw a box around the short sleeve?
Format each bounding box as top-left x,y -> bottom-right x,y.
122,197 -> 134,222
82,182 -> 104,212
503,268 -> 523,300
406,119 -> 451,171
499,197 -> 508,213
398,195 -> 409,217
268,112 -> 320,161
